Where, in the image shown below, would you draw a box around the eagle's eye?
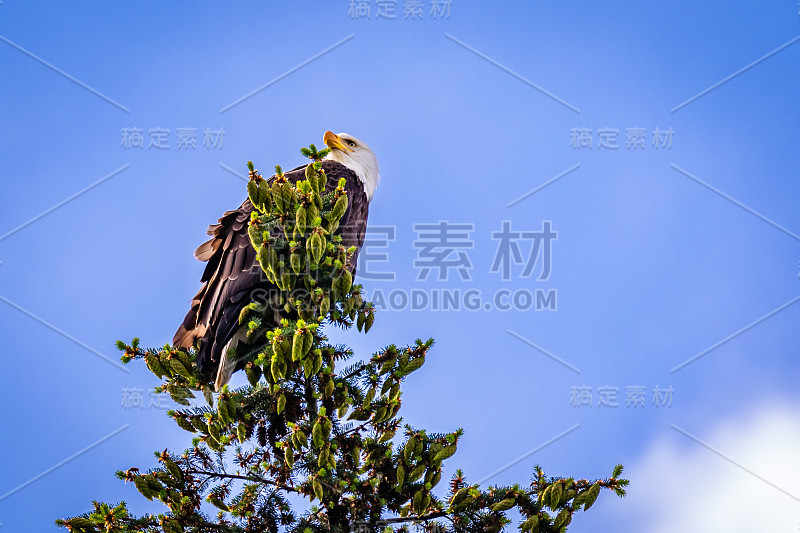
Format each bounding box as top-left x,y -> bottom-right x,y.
347,140 -> 357,147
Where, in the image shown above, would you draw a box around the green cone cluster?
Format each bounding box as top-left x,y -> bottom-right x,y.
244,157 -> 373,329
57,143 -> 628,533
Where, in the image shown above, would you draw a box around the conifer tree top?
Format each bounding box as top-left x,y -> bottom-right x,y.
58,142 -> 627,533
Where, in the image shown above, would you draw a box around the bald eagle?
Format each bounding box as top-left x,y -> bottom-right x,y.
174,131 -> 380,390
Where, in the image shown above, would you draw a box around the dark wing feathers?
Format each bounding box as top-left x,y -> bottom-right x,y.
338,171 -> 369,268
193,238 -> 218,262
174,160 -> 369,380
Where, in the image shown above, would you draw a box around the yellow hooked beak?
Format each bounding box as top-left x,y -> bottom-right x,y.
324,130 -> 353,152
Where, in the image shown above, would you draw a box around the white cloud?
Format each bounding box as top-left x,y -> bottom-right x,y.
619,401 -> 800,532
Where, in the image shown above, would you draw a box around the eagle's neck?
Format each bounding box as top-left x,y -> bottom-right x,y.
326,152 -> 380,202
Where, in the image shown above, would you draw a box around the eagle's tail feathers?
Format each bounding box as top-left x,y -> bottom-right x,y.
214,327 -> 248,391
214,348 -> 236,392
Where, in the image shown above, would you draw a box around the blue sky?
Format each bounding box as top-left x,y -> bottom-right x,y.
1,1 -> 799,531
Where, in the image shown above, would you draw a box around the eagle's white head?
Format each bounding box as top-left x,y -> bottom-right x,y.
323,131 -> 380,202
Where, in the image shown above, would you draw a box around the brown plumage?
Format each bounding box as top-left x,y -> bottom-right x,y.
174,159 -> 371,386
